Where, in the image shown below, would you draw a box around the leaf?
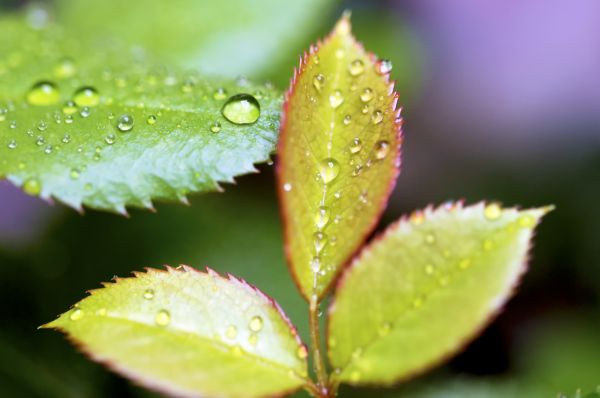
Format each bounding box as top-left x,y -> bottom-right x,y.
276,14 -> 402,300
54,0 -> 338,78
42,266 -> 309,398
0,16 -> 280,213
327,202 -> 552,386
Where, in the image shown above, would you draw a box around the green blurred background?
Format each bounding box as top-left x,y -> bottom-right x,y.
1,0 -> 599,397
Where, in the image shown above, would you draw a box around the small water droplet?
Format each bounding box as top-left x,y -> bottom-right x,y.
180,79 -> 194,93
329,90 -> 344,109
312,73 -> 325,92
343,115 -> 352,125
117,114 -> 134,132
249,316 -> 263,332
484,203 -> 502,220
23,178 -> 41,196
54,57 -> 76,79
64,115 -> 73,124
70,308 -> 84,321
360,88 -> 373,102
297,345 -> 308,359
213,87 -> 228,100
311,257 -> 321,272
27,81 -> 60,106
376,59 -> 393,75
349,138 -> 362,154
155,309 -> 171,326
35,136 -> 45,146
248,333 -> 259,346
349,59 -> 365,76
105,134 -> 116,145
225,325 -> 238,339
143,288 -> 155,300
374,140 -> 390,160
69,168 -> 80,180
44,145 -> 53,154
315,206 -> 330,229
7,139 -> 16,149
313,231 -> 328,253
371,110 -> 384,125
146,115 -> 157,125
283,182 -> 292,192
210,121 -> 222,133
318,158 -> 340,184
352,164 -> 363,177
79,106 -> 91,118
73,86 -> 100,107
221,94 -> 260,124
361,105 -> 369,114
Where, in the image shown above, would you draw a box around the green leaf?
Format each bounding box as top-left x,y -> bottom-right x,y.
42,266 -> 309,398
327,202 -> 551,386
0,16 -> 280,213
276,15 -> 402,300
55,0 -> 338,78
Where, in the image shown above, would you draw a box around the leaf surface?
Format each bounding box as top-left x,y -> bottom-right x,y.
327,203 -> 551,386
276,15 -> 402,300
55,0 -> 337,78
0,16 -> 280,213
43,266 -> 308,398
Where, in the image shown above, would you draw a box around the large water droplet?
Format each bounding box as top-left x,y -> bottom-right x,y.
73,86 -> 100,107
318,158 -> 340,184
360,88 -> 373,102
117,114 -> 134,132
27,81 -> 60,106
348,59 -> 365,76
249,315 -> 263,332
329,90 -> 344,109
155,309 -> 171,326
221,94 -> 260,124
371,110 -> 384,124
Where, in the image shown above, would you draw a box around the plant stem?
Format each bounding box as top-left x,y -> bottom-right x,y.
309,295 -> 330,397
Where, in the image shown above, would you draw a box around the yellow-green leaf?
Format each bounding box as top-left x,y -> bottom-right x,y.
42,266 -> 309,398
276,14 -> 402,300
327,202 -> 551,386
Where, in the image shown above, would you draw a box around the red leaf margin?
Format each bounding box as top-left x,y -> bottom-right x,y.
275,13 -> 404,301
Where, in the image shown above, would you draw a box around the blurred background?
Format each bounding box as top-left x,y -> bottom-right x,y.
1,0 -> 599,397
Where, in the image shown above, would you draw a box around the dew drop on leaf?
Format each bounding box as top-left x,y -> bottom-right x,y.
117,114 -> 134,132
297,346 -> 308,360
146,115 -> 157,125
155,309 -> 170,326
376,59 -> 393,75
313,231 -> 328,253
348,59 -> 365,76
484,203 -> 502,221
79,106 -> 91,117
343,115 -> 352,125
318,158 -> 340,184
54,57 -> 76,79
225,325 -> 238,339
349,138 -> 362,154
69,308 -> 84,321
73,86 -> 100,107
143,288 -> 154,300
221,94 -> 260,125
374,140 -> 390,160
329,90 -> 344,109
371,110 -> 384,125
105,134 -> 116,145
69,168 -> 80,180
27,81 -> 60,106
249,316 -> 264,332
210,121 -> 221,133
283,182 -> 293,192
312,73 -> 325,91
213,87 -> 228,100
315,206 -> 330,229
360,88 -> 373,102
7,139 -> 16,149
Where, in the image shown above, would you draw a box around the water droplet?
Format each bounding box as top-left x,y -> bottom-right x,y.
349,138 -> 362,154
318,158 -> 340,184
315,206 -> 330,229
484,203 -> 502,220
181,79 -> 194,93
146,115 -> 157,125
312,73 -> 325,92
348,59 -> 365,76
359,191 -> 368,203
376,59 -> 393,74
210,121 -> 221,133
374,140 -> 390,160
329,90 -> 344,108
283,182 -> 292,192
65,115 -> 73,124
143,288 -> 155,300
117,114 -> 134,132
361,105 -> 369,114
360,88 -> 373,102
7,139 -> 16,149
44,145 -> 53,154
35,136 -> 45,146
79,106 -> 91,118
23,178 -> 41,196
69,168 -> 80,180
95,308 -> 107,316
313,231 -> 328,253
249,316 -> 263,332
213,87 -> 228,100
70,308 -> 84,321
371,110 -> 384,125
155,309 -> 171,326
221,94 -> 260,124
73,86 -> 100,107
248,333 -> 259,346
343,115 -> 352,125
27,81 -> 60,106
352,164 -> 363,177
54,58 -> 76,79
297,345 -> 308,359
310,257 -> 321,272
105,134 -> 116,145
225,325 -> 238,339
